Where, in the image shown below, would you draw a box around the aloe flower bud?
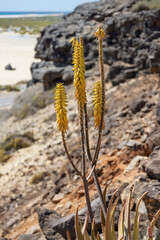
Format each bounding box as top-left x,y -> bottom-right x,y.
54,83 -> 68,133
95,26 -> 106,39
70,37 -> 86,106
93,81 -> 104,129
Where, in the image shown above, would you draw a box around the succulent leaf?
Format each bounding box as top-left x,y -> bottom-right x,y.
118,202 -> 125,240
75,208 -> 85,240
101,184 -> 108,232
133,191 -> 148,240
91,218 -> 96,240
105,190 -> 118,240
147,210 -> 160,240
124,185 -> 133,240
66,231 -> 72,240
111,196 -> 119,240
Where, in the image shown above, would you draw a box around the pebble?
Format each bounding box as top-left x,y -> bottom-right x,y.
126,140 -> 141,148
52,193 -> 65,203
124,156 -> 144,173
6,215 -> 21,227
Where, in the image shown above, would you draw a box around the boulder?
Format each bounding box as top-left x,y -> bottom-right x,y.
129,98 -> 146,114
147,125 -> 160,150
5,64 -> 16,71
37,208 -> 63,240
145,146 -> 160,180
121,176 -> 160,229
37,196 -> 121,240
18,233 -> 45,240
32,66 -> 63,82
156,95 -> 160,125
62,65 -> 73,82
108,61 -> 136,85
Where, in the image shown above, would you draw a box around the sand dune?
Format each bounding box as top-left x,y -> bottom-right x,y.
0,31 -> 39,85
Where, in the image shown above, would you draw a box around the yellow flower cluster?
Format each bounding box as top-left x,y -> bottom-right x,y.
70,37 -> 86,106
93,81 -> 104,129
54,83 -> 68,133
95,26 -> 106,39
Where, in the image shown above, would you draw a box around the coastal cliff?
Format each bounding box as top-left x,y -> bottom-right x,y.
31,0 -> 160,88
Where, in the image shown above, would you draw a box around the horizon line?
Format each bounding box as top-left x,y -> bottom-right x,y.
0,11 -> 70,12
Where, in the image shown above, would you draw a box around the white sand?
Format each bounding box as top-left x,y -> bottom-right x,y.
0,31 -> 40,85
0,13 -> 63,18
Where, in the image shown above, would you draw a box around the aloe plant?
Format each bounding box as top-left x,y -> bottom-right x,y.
54,27 -> 160,240
54,26 -> 107,223
67,187 -> 160,240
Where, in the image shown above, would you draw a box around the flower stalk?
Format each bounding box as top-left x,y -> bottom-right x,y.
92,26 -> 106,166
55,27 -> 106,228
70,36 -> 94,224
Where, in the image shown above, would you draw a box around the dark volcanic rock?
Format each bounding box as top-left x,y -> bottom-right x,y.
37,196 -> 121,240
156,95 -> 160,125
147,125 -> 160,150
32,0 -> 160,87
36,208 -> 63,240
18,233 -> 43,240
129,98 -> 146,113
122,176 -> 160,229
134,180 -> 160,229
145,146 -> 160,180
5,64 -> 16,71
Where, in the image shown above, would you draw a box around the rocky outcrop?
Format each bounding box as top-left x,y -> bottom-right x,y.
31,0 -> 160,88
37,195 -> 121,240
144,146 -> 160,180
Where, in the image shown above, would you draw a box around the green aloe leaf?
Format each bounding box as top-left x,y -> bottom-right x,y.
147,210 -> 160,240
133,191 -> 148,240
118,201 -> 125,240
111,196 -> 119,240
124,185 -> 134,240
105,189 -> 118,240
66,231 -> 71,240
84,231 -> 91,240
75,208 -> 85,240
82,212 -> 89,236
101,184 -> 108,230
91,218 -> 96,240
155,229 -> 160,240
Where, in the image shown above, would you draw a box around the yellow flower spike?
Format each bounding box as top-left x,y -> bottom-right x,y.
93,81 -> 104,129
72,37 -> 86,106
69,37 -> 77,48
54,83 -> 68,133
95,26 -> 106,39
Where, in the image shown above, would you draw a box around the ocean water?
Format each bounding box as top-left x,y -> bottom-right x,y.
0,11 -> 69,16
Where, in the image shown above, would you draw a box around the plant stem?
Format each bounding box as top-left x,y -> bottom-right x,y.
79,104 -> 86,177
93,168 -> 106,216
62,132 -> 82,178
84,104 -> 92,161
83,176 -> 94,224
79,103 -> 94,223
84,103 -> 106,216
92,35 -> 105,166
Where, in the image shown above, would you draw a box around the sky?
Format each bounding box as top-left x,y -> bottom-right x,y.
0,0 -> 97,12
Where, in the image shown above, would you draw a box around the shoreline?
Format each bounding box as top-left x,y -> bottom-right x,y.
0,13 -> 64,18
0,91 -> 20,110
0,31 -> 39,86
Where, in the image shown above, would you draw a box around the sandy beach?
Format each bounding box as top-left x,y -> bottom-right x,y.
0,31 -> 39,85
0,13 -> 63,18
